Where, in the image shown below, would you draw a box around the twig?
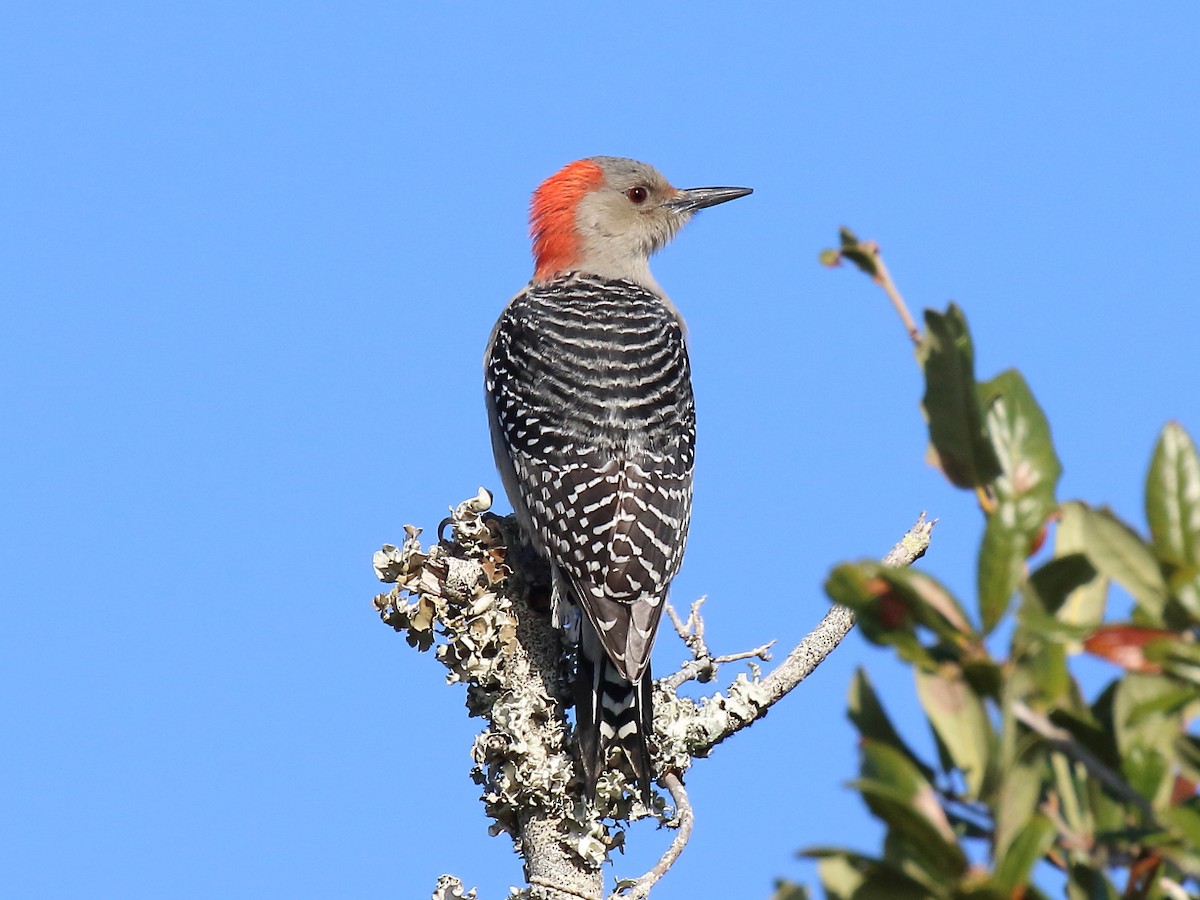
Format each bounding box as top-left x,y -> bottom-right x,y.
611,772 -> 694,900
868,247 -> 921,347
822,229 -> 922,346
688,513 -> 934,755
665,597 -> 708,660
636,515 -> 930,897
1010,700 -> 1156,821
1038,792 -> 1090,855
660,597 -> 775,692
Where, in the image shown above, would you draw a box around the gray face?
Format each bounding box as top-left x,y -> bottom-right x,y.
572,158 -> 689,276
551,156 -> 750,292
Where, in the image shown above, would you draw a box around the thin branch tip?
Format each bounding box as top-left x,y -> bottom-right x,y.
612,772 -> 693,900
683,512 -> 933,755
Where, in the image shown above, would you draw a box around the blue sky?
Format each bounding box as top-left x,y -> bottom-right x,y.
3,4 -> 1198,898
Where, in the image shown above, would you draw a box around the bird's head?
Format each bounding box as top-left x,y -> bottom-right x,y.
530,156 -> 751,289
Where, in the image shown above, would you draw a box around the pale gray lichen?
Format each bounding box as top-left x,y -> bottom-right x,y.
379,497 -> 928,897
649,689 -> 701,775
374,490 -> 660,872
432,875 -> 477,900
375,491 -> 783,888
654,671 -> 775,766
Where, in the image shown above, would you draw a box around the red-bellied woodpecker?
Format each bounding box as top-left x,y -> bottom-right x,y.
484,157 -> 751,801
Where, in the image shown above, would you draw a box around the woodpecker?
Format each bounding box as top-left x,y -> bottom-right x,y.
484,156 -> 751,801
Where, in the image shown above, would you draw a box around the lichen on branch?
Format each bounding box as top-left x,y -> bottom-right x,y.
374,491 -> 933,899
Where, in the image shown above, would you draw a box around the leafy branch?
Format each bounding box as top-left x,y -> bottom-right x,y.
784,231 -> 1200,899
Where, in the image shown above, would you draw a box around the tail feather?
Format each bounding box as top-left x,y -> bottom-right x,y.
576,620 -> 654,803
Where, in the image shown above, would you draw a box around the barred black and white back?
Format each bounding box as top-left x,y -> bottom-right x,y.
485,271 -> 695,801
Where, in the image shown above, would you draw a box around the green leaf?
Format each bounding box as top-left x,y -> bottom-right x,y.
835,226 -> 880,277
806,851 -> 932,900
1010,629 -> 1072,707
1146,421 -> 1200,618
1163,803 -> 1200,850
1122,678 -> 1200,726
852,740 -> 967,883
918,305 -> 1003,490
826,562 -> 931,667
905,569 -> 976,638
1010,560 -> 1094,708
825,562 -> 974,667
1015,605 -> 1095,647
976,370 -> 1063,631
1142,638 -> 1200,687
1057,502 -> 1167,621
1114,673 -> 1187,742
994,741 -> 1047,862
914,664 -> 992,800
1146,421 -> 1200,568
769,879 -> 811,900
1047,707 -> 1111,759
1066,864 -> 1120,900
879,831 -> 959,895
1175,734 -> 1200,783
1168,801 -> 1200,877
1055,510 -> 1111,641
1122,743 -> 1170,808
989,813 -> 1056,896
961,653 -> 1005,700
979,371 -> 1062,505
847,668 -> 934,781
1166,566 -> 1200,625
1086,683 -> 1124,771
1113,673 -> 1186,810
978,519 -> 1027,636
1026,554 -> 1100,617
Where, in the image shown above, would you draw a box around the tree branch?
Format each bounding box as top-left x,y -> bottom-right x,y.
611,772 -> 693,900
658,514 -> 933,758
375,492 -> 607,900
658,597 -> 775,693
375,497 -> 933,898
1010,700 -> 1156,822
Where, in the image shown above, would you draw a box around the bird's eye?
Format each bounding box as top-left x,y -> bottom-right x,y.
626,186 -> 649,204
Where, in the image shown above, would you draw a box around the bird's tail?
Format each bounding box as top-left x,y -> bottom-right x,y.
575,619 -> 654,803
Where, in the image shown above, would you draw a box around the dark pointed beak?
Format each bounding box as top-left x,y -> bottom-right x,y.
667,185 -> 754,212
